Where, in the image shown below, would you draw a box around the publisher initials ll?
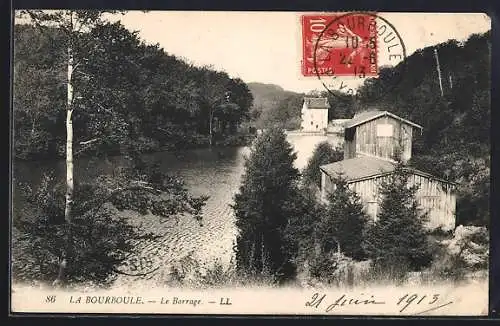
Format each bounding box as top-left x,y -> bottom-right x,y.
220,297 -> 232,305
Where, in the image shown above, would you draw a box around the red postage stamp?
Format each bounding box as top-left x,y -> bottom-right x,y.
301,13 -> 378,77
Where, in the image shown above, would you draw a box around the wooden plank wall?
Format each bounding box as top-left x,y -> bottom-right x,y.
353,116 -> 413,161
322,173 -> 456,231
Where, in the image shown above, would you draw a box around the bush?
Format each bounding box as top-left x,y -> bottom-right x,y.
308,252 -> 354,286
13,173 -> 143,286
14,130 -> 53,160
165,252 -> 277,288
302,141 -> 343,188
200,258 -> 238,287
363,161 -> 433,273
318,175 -> 369,260
218,133 -> 256,147
282,187 -> 324,280
12,156 -> 208,287
427,244 -> 468,283
456,166 -> 490,226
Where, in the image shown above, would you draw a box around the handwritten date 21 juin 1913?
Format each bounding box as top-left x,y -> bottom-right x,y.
305,292 -> 454,314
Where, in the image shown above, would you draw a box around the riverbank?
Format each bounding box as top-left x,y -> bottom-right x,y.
12,146 -> 250,288
13,132 -> 257,162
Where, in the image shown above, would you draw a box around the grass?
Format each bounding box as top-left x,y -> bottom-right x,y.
160,246 -> 489,290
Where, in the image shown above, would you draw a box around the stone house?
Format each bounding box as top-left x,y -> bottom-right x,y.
300,97 -> 329,132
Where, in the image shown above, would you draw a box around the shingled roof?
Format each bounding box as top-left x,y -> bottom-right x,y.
344,110 -> 423,130
320,156 -> 456,184
320,156 -> 395,182
304,97 -> 329,109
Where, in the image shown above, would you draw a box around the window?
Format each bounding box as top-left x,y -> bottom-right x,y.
377,124 -> 393,137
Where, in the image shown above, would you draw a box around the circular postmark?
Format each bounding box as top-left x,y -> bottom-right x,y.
308,12 -> 407,101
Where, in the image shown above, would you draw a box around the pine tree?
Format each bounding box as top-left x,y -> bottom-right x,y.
302,141 -> 343,188
281,186 -> 323,277
317,175 -> 368,260
363,161 -> 433,272
232,127 -> 300,282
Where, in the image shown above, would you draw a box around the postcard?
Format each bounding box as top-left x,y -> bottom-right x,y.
10,10 -> 491,316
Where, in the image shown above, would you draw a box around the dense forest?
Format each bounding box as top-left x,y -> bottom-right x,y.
14,22 -> 254,160
253,31 -> 491,226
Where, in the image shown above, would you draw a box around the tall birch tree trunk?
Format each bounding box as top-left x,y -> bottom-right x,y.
54,11 -> 74,286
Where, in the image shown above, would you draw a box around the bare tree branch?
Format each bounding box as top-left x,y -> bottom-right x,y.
88,183 -> 164,217
79,138 -> 100,146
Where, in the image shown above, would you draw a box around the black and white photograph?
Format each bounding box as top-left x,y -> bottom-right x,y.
10,10 -> 491,315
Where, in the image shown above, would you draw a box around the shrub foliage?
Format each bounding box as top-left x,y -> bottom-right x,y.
363,161 -> 433,272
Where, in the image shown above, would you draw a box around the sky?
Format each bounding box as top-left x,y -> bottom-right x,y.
106,12 -> 490,93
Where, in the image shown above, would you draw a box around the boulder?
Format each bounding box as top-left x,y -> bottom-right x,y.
440,225 -> 488,269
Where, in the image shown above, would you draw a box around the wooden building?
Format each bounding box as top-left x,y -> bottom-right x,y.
320,110 -> 457,231
343,110 -> 423,162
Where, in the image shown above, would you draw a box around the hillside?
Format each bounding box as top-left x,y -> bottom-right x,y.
247,82 -> 294,109
247,32 -> 491,227
355,31 -> 491,226
247,82 -> 304,129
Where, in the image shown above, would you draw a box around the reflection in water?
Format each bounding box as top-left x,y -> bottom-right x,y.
286,133 -> 343,170
12,134 -> 342,284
